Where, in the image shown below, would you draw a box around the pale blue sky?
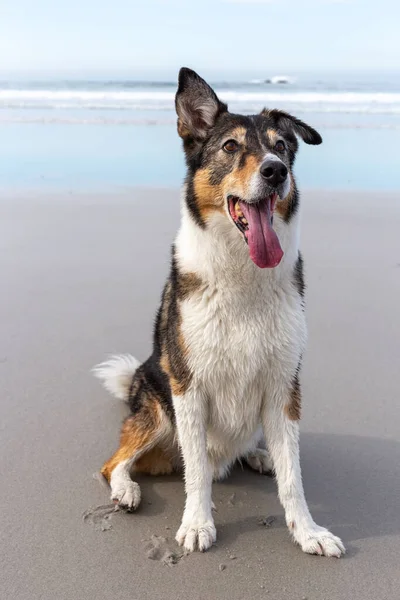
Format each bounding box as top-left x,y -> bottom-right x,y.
1,0 -> 399,76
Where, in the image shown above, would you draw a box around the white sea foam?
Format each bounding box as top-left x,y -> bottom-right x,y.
1,89 -> 400,114
1,116 -> 399,128
268,75 -> 295,85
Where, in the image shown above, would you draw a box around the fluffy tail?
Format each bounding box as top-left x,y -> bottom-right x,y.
92,354 -> 140,401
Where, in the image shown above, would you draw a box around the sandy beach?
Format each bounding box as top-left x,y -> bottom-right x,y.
2,187 -> 400,600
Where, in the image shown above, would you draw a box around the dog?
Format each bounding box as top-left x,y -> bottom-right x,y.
93,68 -> 345,557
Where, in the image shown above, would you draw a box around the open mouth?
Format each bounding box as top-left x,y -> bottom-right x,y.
228,193 -> 284,269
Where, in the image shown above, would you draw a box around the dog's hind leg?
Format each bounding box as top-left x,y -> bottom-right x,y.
101,398 -> 172,511
245,448 -> 274,475
239,429 -> 274,475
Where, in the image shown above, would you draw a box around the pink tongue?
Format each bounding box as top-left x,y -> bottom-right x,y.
239,198 -> 283,268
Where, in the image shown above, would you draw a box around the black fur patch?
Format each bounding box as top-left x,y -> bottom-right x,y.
163,249 -> 193,393
128,359 -> 174,421
176,67 -> 227,143
284,181 -> 300,223
285,359 -> 302,421
293,252 -> 305,303
185,173 -> 206,228
207,159 -> 236,186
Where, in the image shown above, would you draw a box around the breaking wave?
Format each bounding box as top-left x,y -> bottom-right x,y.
1,89 -> 400,115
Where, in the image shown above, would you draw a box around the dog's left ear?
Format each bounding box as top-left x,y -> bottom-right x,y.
176,67 -> 227,140
262,109 -> 322,145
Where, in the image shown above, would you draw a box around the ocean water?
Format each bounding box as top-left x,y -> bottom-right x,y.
1,72 -> 399,191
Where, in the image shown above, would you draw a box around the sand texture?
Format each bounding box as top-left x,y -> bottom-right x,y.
1,188 -> 400,600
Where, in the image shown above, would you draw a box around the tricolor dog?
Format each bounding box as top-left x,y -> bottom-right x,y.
94,68 -> 345,557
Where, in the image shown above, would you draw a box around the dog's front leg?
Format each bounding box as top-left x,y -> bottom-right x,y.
262,382 -> 345,557
173,388 -> 215,552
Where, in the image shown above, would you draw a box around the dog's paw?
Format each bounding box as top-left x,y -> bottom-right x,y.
176,518 -> 216,552
110,479 -> 141,511
245,448 -> 274,475
293,523 -> 345,558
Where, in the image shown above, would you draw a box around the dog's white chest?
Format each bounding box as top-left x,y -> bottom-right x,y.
180,276 -> 306,457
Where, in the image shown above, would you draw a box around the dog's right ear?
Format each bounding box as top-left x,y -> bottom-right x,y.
175,68 -> 227,140
262,109 -> 322,145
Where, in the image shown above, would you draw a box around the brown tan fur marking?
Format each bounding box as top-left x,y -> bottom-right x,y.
100,398 -> 163,482
193,167 -> 225,219
275,174 -> 295,220
222,153 -> 261,200
238,154 -> 261,197
159,352 -> 171,378
266,128 -> 278,145
285,372 -> 301,421
177,119 -> 191,139
135,446 -> 174,475
229,126 -> 247,144
160,365 -> 190,397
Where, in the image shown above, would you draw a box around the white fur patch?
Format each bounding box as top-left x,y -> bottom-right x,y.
92,354 -> 140,400
280,174 -> 291,199
262,152 -> 283,163
110,460 -> 141,510
293,522 -> 346,557
176,518 -> 216,552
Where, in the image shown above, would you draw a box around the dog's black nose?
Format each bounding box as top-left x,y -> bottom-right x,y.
260,159 -> 288,187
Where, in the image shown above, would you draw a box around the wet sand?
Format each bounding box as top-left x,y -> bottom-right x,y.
1,188 -> 400,600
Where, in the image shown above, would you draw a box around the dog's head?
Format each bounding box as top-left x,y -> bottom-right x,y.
175,68 -> 322,269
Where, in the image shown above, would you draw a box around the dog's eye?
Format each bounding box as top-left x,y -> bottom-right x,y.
274,140 -> 286,153
223,140 -> 239,153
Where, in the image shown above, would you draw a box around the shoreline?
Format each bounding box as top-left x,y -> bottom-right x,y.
2,185 -> 400,198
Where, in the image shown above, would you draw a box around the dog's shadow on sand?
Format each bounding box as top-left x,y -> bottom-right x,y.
298,433 -> 400,547
96,432 -> 400,553
208,432 -> 400,553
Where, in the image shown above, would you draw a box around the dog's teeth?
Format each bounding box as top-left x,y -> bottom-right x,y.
241,217 -> 248,225
236,205 -> 243,217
